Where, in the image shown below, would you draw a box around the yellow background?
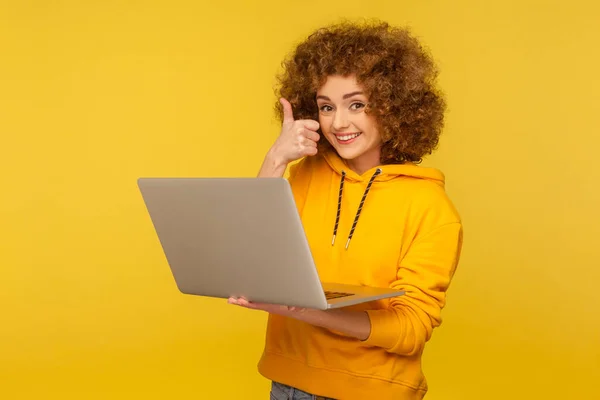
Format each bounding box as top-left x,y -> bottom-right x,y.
1,1 -> 599,398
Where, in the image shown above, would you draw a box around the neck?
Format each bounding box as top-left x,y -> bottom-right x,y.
344,148 -> 381,175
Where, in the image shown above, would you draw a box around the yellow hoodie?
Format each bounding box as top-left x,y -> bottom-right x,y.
257,150 -> 463,400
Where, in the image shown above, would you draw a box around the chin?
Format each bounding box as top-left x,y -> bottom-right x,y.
334,146 -> 362,161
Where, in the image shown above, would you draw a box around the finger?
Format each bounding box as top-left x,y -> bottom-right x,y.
280,98 -> 294,125
302,129 -> 320,143
301,136 -> 317,149
295,127 -> 319,143
303,145 -> 318,156
237,298 -> 257,309
299,119 -> 320,131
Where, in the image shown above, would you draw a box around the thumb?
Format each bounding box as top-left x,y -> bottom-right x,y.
280,98 -> 295,124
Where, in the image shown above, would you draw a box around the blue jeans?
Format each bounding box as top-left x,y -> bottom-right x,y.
270,381 -> 335,400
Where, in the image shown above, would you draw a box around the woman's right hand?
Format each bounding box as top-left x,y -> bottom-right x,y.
269,97 -> 321,165
258,98 -> 320,178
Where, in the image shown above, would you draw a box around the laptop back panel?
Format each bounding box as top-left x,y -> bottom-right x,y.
138,177 -> 328,310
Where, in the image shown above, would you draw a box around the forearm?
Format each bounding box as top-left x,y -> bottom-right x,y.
302,309 -> 371,341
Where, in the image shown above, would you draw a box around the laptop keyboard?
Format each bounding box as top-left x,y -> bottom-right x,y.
324,291 -> 353,300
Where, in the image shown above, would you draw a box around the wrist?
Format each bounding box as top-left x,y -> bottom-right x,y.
258,148 -> 288,178
299,309 -> 371,341
298,309 -> 328,325
266,147 -> 288,170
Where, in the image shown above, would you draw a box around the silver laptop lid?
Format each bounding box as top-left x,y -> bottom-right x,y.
138,177 -> 328,309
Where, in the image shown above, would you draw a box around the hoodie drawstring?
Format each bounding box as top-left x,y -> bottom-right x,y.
331,170 -> 346,246
331,168 -> 382,249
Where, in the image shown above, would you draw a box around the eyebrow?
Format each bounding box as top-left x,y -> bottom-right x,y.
316,91 -> 364,101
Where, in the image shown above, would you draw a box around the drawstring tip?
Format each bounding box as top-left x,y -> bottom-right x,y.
345,238 -> 351,249
331,235 -> 336,246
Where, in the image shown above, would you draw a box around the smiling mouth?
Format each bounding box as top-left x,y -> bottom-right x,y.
335,132 -> 361,142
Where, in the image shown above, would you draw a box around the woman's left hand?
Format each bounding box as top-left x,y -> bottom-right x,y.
227,296 -> 317,321
228,296 -> 372,341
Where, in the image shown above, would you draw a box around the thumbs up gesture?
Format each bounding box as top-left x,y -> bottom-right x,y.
271,98 -> 321,165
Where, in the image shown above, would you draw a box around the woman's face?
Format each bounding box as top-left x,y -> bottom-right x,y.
316,75 -> 382,174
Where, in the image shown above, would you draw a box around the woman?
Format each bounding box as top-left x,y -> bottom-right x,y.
228,20 -> 463,400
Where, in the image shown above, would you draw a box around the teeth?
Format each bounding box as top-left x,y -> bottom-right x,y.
338,133 -> 360,141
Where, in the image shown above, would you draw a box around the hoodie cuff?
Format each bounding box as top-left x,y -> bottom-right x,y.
362,309 -> 401,350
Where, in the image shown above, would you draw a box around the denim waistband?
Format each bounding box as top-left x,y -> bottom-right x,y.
270,381 -> 335,400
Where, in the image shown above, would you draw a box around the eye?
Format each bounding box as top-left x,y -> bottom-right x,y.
350,102 -> 365,111
319,104 -> 334,113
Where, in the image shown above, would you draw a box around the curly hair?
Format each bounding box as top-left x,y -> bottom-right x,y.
274,20 -> 446,164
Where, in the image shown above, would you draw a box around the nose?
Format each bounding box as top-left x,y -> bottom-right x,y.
332,109 -> 350,131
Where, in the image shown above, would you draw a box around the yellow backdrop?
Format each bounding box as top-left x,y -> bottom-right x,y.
1,1 -> 598,399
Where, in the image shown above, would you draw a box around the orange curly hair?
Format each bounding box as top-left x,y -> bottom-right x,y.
274,20 -> 446,164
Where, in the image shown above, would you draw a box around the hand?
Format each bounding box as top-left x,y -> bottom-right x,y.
228,296 -> 371,340
228,296 -> 312,319
269,98 -> 320,166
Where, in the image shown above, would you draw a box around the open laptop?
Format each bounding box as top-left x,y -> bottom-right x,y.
137,177 -> 404,310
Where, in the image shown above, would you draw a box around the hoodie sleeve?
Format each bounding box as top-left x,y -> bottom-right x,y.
362,221 -> 463,356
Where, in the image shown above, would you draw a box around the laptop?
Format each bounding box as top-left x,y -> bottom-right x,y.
137,177 -> 404,310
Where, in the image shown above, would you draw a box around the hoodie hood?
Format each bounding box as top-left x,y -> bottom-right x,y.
321,150 -> 446,249
322,150 -> 446,187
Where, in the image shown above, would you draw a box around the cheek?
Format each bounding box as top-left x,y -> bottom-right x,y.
318,115 -> 330,134
318,117 -> 336,146
361,115 -> 381,139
